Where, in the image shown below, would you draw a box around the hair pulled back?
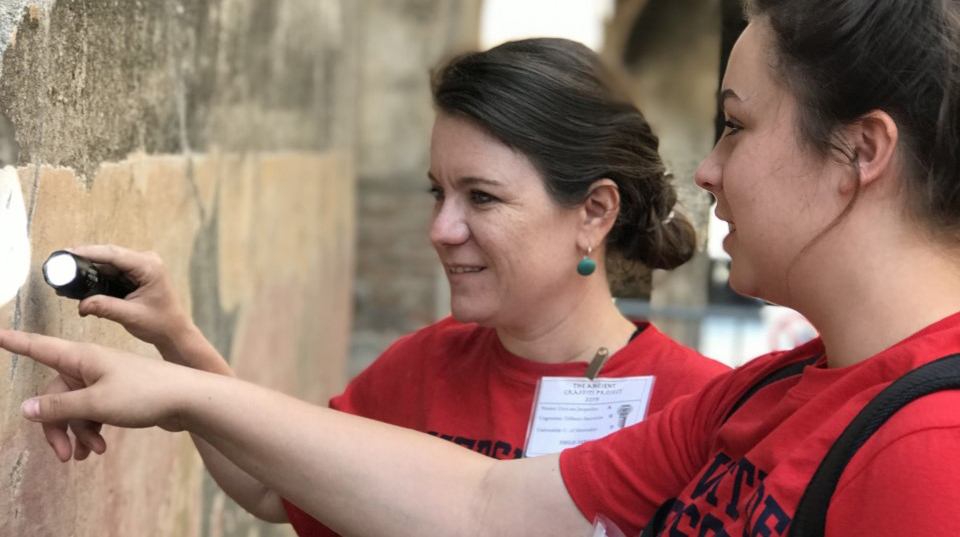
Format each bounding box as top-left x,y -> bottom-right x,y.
748,0 -> 960,234
430,38 -> 696,270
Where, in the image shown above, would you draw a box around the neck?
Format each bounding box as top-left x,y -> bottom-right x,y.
790,224 -> 960,369
495,278 -> 637,364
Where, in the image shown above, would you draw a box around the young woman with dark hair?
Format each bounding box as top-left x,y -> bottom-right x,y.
5,0 -> 960,534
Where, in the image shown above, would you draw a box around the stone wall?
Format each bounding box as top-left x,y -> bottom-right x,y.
350,0 -> 481,375
0,1 -> 357,536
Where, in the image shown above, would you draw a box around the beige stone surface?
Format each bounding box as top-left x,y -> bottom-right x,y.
351,0 -> 482,374
0,151 -> 353,536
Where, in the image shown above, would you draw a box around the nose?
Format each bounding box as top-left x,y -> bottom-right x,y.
429,198 -> 470,247
695,145 -> 723,195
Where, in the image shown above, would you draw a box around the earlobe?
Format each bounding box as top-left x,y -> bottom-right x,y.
849,111 -> 899,192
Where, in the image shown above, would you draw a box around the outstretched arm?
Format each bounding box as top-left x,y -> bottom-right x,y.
0,330 -> 591,537
187,374 -> 584,536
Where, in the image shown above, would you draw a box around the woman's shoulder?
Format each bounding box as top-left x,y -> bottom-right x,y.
712,338 -> 827,394
680,338 -> 827,412
610,322 -> 824,389
858,387 -> 960,454
830,390 -> 960,533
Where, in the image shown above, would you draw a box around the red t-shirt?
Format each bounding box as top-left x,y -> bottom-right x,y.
560,310 -> 960,536
283,317 -> 728,536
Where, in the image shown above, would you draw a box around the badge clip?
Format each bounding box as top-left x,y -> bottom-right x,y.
584,347 -> 610,380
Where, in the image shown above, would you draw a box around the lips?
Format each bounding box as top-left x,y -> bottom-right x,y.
447,265 -> 485,274
714,207 -> 735,232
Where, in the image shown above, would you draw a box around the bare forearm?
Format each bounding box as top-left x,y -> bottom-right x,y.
156,323 -> 232,376
190,434 -> 288,522
178,373 -> 588,537
0,327 -> 589,536
157,329 -> 283,519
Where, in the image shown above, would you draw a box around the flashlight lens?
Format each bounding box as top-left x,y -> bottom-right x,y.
44,253 -> 78,286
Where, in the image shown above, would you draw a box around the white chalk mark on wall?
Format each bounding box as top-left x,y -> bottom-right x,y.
0,166 -> 29,309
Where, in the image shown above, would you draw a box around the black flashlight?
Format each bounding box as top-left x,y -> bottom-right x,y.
42,250 -> 138,300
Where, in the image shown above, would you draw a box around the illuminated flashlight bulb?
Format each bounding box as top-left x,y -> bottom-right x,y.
43,252 -> 79,287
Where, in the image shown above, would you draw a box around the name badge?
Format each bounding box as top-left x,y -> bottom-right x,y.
524,376 -> 654,458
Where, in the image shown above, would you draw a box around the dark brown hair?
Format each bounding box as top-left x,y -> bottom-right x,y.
748,0 -> 960,235
430,38 -> 696,270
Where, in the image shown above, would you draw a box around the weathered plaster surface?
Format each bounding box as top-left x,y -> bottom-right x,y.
0,152 -> 353,536
0,1 -> 357,535
0,1 -> 55,61
0,0 -> 357,181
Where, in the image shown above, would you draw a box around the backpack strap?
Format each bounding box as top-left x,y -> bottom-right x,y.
637,497 -> 678,536
787,353 -> 960,537
640,353 -> 822,536
724,354 -> 823,423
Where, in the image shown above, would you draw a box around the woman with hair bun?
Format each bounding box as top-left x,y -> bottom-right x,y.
274,37 -> 727,536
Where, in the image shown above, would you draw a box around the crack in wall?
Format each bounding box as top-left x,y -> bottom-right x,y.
8,449 -> 27,504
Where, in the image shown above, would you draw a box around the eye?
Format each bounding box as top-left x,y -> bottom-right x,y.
470,190 -> 498,205
428,185 -> 444,201
722,119 -> 743,137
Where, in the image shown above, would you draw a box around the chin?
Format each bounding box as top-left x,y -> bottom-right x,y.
728,270 -> 762,301
450,300 -> 498,326
730,274 -> 784,307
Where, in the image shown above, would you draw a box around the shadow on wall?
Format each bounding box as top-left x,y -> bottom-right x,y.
189,182 -> 239,362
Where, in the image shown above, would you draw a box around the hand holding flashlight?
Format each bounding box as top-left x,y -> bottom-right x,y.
44,245 -> 186,345
43,250 -> 138,300
44,245 -> 231,375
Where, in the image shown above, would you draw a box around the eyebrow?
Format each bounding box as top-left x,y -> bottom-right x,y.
720,88 -> 742,108
427,172 -> 502,188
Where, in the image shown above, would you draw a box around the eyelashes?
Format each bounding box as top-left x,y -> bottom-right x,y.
722,119 -> 743,137
427,186 -> 500,205
469,190 -> 498,204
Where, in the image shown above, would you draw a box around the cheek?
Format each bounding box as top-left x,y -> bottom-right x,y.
472,213 -> 525,270
726,144 -> 794,225
489,212 -> 576,282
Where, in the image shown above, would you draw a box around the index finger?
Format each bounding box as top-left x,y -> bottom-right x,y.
0,329 -> 86,378
68,244 -> 145,272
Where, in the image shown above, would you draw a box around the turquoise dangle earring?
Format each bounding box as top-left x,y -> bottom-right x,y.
577,246 -> 596,276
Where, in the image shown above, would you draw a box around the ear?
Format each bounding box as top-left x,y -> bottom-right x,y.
840,110 -> 899,195
579,179 -> 620,249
